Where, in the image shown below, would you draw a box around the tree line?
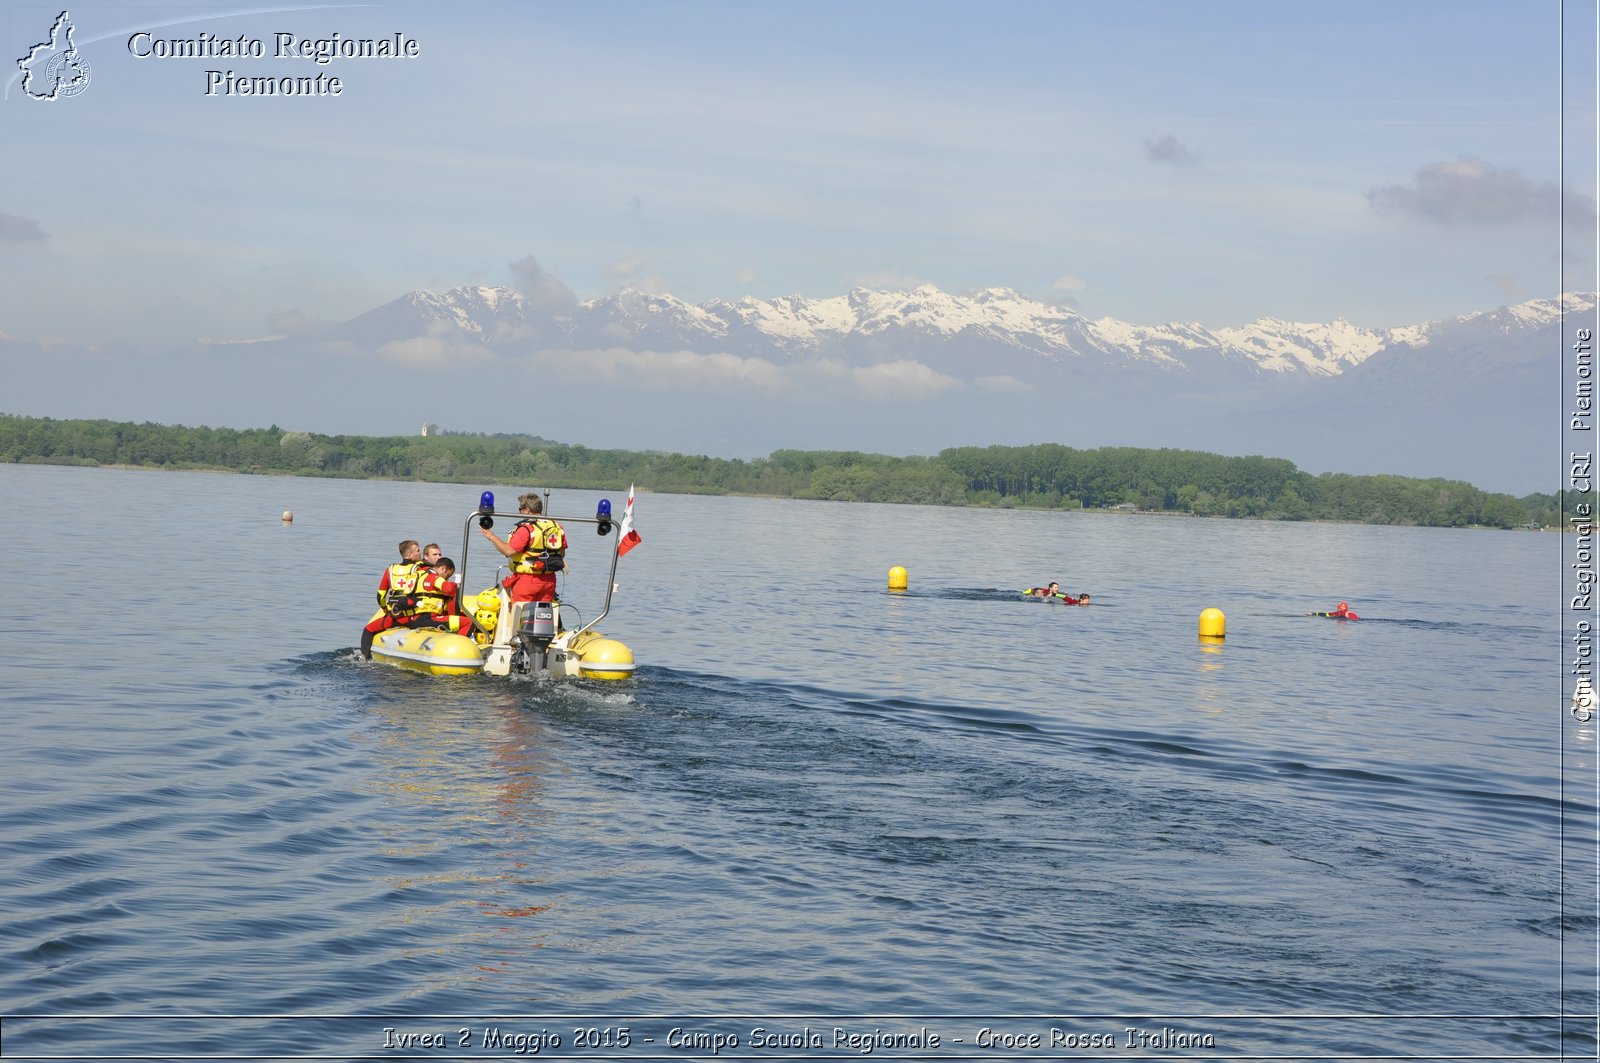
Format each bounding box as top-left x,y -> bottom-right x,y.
0,413 -> 1582,530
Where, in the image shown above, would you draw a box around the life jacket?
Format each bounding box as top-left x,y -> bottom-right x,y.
412,571 -> 457,615
379,561 -> 428,616
509,518 -> 567,575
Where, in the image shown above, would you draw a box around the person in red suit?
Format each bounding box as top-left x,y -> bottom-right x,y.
480,493 -> 567,603
361,548 -> 473,658
406,558 -> 474,635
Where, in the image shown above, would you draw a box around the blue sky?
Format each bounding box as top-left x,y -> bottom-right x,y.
4,0 -> 1591,337
0,0 -> 1595,482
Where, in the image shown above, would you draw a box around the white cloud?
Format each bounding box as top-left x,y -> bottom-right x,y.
552,347 -> 788,390
1484,274 -> 1525,299
376,336 -> 493,369
601,256 -> 675,295
266,308 -> 335,339
1367,157 -> 1594,227
0,212 -> 47,242
509,254 -> 578,314
629,275 -> 677,296
526,346 -> 962,401
1045,274 -> 1087,309
607,256 -> 647,280
974,374 -> 1033,393
805,357 -> 962,400
1145,134 -> 1200,166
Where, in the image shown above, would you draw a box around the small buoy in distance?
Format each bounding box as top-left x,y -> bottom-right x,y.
888,566 -> 908,591
281,510 -> 294,523
1199,607 -> 1226,639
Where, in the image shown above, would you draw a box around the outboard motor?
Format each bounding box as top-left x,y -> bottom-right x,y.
515,600 -> 557,671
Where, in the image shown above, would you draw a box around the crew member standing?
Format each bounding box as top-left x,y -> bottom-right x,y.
480,493 -> 567,603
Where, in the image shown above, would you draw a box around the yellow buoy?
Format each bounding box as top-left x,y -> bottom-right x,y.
1199,607 -> 1226,639
570,633 -> 636,680
888,566 -> 908,591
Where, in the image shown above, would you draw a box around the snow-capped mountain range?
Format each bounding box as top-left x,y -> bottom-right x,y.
313,280 -> 1590,492
336,282 -> 1587,381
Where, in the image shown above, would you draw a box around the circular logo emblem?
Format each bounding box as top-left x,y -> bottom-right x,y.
45,50 -> 91,97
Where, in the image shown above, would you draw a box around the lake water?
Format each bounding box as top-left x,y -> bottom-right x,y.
1,462 -> 1593,1060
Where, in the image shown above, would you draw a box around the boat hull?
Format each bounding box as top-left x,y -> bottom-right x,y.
371,627 -> 485,676
369,620 -> 635,681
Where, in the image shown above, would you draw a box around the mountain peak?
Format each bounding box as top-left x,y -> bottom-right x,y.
340,282 -> 1594,382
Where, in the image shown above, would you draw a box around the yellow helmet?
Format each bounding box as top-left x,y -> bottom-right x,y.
476,589 -> 501,611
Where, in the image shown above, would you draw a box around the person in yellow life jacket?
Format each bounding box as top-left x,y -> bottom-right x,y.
361,540 -> 426,658
411,558 -> 474,636
480,492 -> 567,602
361,556 -> 474,658
375,540 -> 426,613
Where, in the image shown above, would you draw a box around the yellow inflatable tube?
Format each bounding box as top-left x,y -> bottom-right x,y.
370,626 -> 485,677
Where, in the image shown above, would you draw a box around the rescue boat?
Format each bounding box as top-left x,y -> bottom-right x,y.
367,490 -> 637,681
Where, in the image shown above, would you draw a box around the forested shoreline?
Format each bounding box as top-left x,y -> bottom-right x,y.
0,413 -> 1581,529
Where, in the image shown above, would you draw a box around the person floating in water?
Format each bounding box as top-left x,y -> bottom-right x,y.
1308,600 -> 1359,620
1023,583 -> 1091,606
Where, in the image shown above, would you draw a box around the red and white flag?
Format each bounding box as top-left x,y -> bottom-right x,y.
617,484 -> 643,557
